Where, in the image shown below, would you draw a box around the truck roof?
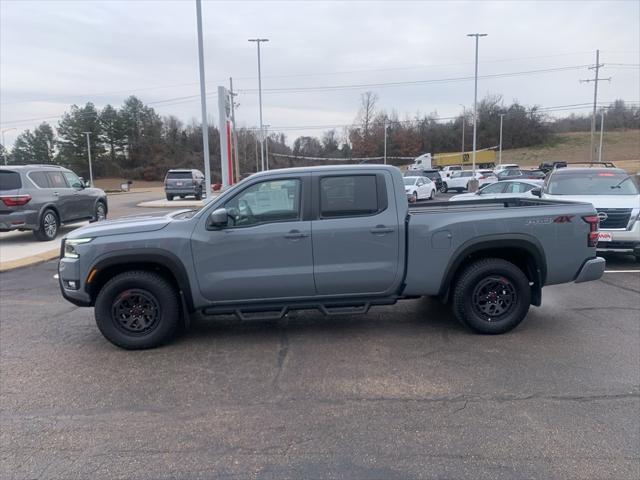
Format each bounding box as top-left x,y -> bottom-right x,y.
248,164 -> 399,177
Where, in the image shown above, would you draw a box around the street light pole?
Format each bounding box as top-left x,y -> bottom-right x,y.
598,110 -> 605,162
467,33 -> 487,175
498,113 -> 505,165
249,38 -> 269,171
383,118 -> 388,164
458,104 -> 465,154
82,131 -> 94,187
1,128 -> 16,165
264,125 -> 270,169
195,0 -> 212,197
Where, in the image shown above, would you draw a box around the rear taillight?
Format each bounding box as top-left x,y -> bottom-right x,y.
0,194 -> 31,207
583,215 -> 599,248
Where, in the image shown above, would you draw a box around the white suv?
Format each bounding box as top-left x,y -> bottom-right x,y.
446,170 -> 498,193
541,167 -> 640,261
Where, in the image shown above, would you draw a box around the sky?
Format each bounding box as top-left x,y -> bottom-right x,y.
1,0 -> 639,148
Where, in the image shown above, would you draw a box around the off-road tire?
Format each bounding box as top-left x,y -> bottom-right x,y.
195,188 -> 203,201
166,194 -> 173,201
452,258 -> 531,334
94,270 -> 179,350
442,182 -> 448,193
33,209 -> 59,241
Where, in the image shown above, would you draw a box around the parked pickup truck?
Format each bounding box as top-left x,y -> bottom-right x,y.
58,165 -> 605,349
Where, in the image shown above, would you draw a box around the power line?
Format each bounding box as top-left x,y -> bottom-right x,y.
236,65 -> 592,94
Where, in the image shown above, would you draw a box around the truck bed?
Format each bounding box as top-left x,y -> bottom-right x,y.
409,197 -> 573,213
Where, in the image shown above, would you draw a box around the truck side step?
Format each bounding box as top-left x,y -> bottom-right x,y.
202,297 -> 398,320
319,303 -> 370,316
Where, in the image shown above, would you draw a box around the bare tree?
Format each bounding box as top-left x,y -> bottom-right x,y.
358,91 -> 378,137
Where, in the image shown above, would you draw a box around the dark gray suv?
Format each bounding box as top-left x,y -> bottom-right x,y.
164,169 -> 205,200
0,165 -> 108,241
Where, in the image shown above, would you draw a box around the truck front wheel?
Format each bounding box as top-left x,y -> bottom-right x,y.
94,270 -> 179,349
452,258 -> 531,334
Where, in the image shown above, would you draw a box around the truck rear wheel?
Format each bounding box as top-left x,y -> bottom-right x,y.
94,270 -> 179,349
452,258 -> 531,334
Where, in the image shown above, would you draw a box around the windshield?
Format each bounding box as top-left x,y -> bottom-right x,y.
547,172 -> 639,195
166,171 -> 192,180
403,178 -> 417,186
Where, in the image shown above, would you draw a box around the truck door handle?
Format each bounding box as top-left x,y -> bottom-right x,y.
53,191 -> 59,196
370,225 -> 394,235
284,230 -> 309,240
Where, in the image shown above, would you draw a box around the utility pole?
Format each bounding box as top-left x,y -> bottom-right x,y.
254,136 -> 259,172
598,109 -> 605,162
580,49 -> 611,161
467,33 -> 487,176
264,125 -> 270,169
229,77 -> 240,182
459,105 -> 465,154
82,132 -> 94,187
1,127 -> 16,165
383,118 -> 389,164
498,113 -> 505,165
195,0 -> 212,197
248,38 -> 269,170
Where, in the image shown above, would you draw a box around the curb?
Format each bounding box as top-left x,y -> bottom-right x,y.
0,248 -> 59,272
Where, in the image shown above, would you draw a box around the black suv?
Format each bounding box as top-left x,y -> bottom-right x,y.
404,169 -> 445,193
164,169 -> 206,201
0,165 -> 108,241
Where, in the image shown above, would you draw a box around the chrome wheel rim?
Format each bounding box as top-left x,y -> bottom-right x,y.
112,289 -> 160,335
96,203 -> 106,221
471,276 -> 517,322
43,213 -> 57,238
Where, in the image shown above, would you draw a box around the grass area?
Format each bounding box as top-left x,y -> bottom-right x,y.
500,129 -> 640,173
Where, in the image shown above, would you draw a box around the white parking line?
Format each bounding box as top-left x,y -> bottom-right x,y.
604,270 -> 640,273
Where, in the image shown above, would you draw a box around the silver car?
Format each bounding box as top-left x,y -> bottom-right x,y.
0,165 -> 107,241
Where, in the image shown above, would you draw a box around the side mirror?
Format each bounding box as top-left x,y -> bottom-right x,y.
78,177 -> 89,188
207,208 -> 228,229
531,187 -> 542,198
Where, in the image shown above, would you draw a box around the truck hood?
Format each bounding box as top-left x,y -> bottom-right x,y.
66,213 -> 175,239
542,194 -> 640,209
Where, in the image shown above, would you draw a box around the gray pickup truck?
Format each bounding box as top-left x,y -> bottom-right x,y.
58,165 -> 605,349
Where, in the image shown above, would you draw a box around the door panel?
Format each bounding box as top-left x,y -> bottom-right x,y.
311,172 -> 400,296
191,176 -> 315,302
45,171 -> 75,221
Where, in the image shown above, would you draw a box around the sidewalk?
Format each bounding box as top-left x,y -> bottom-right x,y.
137,192 -> 220,208
0,223 -> 88,272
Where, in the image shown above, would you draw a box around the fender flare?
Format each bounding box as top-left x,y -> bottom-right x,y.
88,249 -> 194,312
439,234 -> 547,298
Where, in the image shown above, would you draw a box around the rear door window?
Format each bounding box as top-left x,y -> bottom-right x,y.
320,175 -> 380,218
0,170 -> 22,190
46,171 -> 69,188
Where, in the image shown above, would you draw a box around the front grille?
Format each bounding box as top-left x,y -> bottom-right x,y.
597,208 -> 632,229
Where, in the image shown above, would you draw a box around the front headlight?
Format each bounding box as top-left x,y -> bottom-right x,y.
64,237 -> 93,259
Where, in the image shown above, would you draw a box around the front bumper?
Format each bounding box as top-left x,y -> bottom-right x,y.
574,257 -> 606,283
597,222 -> 640,254
58,257 -> 92,307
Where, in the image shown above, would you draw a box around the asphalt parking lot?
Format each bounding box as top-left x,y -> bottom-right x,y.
1,191 -> 639,479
